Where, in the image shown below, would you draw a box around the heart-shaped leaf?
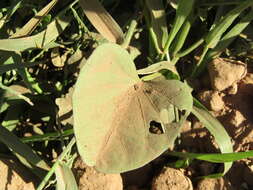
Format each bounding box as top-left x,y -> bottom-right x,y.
73,43 -> 193,173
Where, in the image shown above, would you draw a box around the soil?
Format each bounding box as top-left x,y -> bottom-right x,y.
0,158 -> 37,190
0,58 -> 252,190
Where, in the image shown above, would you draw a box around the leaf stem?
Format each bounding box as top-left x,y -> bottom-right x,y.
122,19 -> 138,48
36,138 -> 76,190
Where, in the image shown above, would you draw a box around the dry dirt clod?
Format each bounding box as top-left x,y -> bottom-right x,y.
151,167 -> 193,190
196,178 -> 234,190
208,58 -> 247,91
72,157 -> 123,190
198,90 -> 224,112
0,159 -> 36,190
55,88 -> 74,125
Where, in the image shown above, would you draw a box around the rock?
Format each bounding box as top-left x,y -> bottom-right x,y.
55,88 -> 74,125
208,58 -> 246,91
151,167 -> 193,190
197,178 -> 234,190
198,90 -> 224,111
229,110 -> 245,127
72,157 -> 123,190
227,83 -> 238,95
0,159 -> 36,190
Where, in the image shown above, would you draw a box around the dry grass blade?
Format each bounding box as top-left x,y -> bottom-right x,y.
11,0 -> 59,38
79,0 -> 124,44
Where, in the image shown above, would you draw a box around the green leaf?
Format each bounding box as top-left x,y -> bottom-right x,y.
11,0 -> 58,38
73,43 -> 193,173
0,125 -> 49,171
37,138 -> 76,190
205,0 -> 253,48
162,0 -> 195,56
210,10 -> 253,58
192,100 -> 233,176
0,15 -> 70,51
145,0 -> 168,49
55,163 -> 78,190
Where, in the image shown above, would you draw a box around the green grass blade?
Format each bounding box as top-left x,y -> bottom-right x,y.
192,99 -> 233,176
21,129 -> 74,143
210,10 -> 253,57
37,138 -> 76,190
0,15 -> 71,51
162,0 -> 195,58
11,0 -> 59,38
145,0 -> 168,49
205,0 -> 253,48
0,0 -> 23,29
170,15 -> 193,56
0,125 -> 49,171
168,151 -> 253,163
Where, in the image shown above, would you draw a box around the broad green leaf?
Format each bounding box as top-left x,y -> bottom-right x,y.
0,125 -> 50,171
73,43 -> 193,173
56,163 -> 78,190
79,0 -> 124,44
145,0 -> 168,49
0,15 -> 70,51
192,100 -> 233,176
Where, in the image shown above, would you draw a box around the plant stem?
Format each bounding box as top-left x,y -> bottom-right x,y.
36,138 -> 76,190
190,46 -> 209,77
176,38 -> 204,58
121,19 -> 138,48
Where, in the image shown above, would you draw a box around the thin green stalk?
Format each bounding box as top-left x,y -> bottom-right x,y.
70,6 -> 90,34
176,38 -> 204,58
149,27 -> 162,54
170,19 -> 192,56
161,0 -> 195,60
36,138 -> 76,190
190,46 -> 209,77
21,129 -> 74,143
121,19 -> 138,48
